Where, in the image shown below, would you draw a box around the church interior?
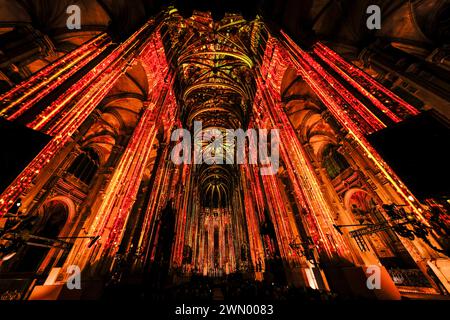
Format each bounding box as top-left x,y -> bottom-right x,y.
0,0 -> 449,301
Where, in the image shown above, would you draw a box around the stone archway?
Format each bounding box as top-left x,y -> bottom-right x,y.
14,198 -> 72,273
343,189 -> 415,268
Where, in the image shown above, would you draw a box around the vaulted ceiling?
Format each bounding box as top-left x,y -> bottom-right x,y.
162,11 -> 263,130
161,11 -> 265,208
1,0 -> 447,79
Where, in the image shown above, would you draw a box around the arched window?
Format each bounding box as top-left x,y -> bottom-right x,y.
322,145 -> 350,179
67,149 -> 100,185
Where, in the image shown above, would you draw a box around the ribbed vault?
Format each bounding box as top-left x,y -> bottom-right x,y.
161,10 -> 263,207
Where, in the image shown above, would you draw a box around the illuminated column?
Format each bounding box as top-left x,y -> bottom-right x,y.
135,142 -> 174,269
173,166 -> 200,274
0,33 -> 112,120
61,31 -> 178,274
276,32 -> 448,290
312,42 -> 420,122
240,164 -> 266,278
240,116 -> 314,286
255,41 -> 353,264
116,138 -> 166,274
171,164 -> 193,269
279,31 -> 427,220
229,181 -> 252,274
65,93 -> 176,274
0,21 -> 158,216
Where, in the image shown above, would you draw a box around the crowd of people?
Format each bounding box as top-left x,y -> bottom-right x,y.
147,275 -> 351,302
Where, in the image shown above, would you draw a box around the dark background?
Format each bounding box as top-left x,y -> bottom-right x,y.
0,118 -> 51,194
368,111 -> 450,200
